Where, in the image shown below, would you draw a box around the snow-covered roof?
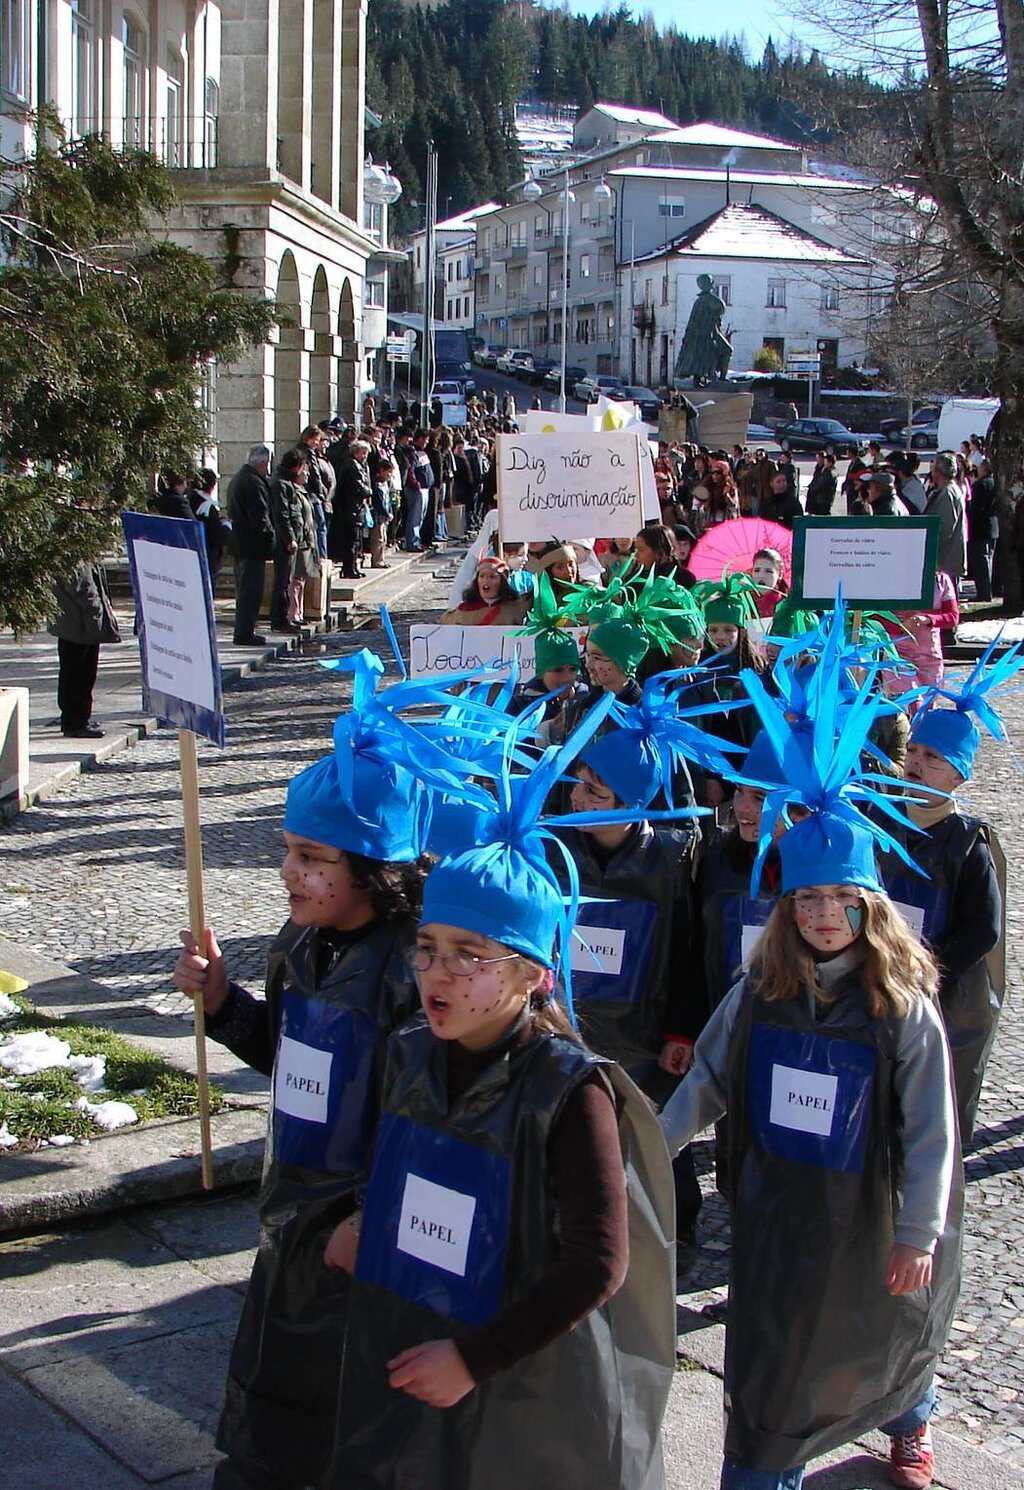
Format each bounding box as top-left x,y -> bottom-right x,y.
652,122 -> 800,152
610,165 -> 869,191
634,203 -> 868,265
588,102 -> 680,131
435,203 -> 501,232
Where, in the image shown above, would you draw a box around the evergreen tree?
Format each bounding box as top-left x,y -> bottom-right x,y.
0,118 -> 275,633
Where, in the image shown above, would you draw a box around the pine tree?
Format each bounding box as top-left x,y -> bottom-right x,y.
0,118 -> 275,633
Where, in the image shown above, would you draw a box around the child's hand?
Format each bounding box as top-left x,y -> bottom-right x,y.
387,1340 -> 475,1408
659,1039 -> 694,1076
173,928 -> 229,1015
323,1216 -> 360,1273
886,1243 -> 933,1295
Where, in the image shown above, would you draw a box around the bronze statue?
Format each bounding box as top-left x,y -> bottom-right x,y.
674,274 -> 733,385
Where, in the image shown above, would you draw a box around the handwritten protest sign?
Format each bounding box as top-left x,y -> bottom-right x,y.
496,430 -> 645,542
409,624 -> 585,679
792,516 -> 940,609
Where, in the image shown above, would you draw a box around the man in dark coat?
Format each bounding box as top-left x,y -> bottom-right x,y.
759,470 -> 803,528
47,563 -> 121,738
328,439 -> 373,578
967,458 -> 998,602
225,445 -> 274,645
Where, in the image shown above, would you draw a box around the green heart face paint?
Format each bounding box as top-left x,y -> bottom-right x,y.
845,905 -> 863,936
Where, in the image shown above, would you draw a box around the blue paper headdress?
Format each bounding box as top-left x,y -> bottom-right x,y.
297,648 -> 526,860
580,672 -> 744,809
736,600 -> 925,894
911,632 -> 1024,778
417,698 -> 706,1021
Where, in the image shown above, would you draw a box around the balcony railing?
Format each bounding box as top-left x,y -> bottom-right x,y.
76,115 -> 218,168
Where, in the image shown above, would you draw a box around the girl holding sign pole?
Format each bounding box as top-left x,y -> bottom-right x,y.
660,655 -> 962,1490
324,708 -> 678,1490
172,652 -> 479,1490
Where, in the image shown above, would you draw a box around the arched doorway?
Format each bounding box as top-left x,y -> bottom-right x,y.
309,267 -> 333,423
337,278 -> 357,424
273,251 -> 303,456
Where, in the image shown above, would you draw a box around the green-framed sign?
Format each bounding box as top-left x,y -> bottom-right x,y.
790,515 -> 941,609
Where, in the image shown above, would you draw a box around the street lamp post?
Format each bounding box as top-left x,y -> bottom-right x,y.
522,171 -> 576,411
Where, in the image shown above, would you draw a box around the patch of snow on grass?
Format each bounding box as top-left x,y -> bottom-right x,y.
75,1096 -> 138,1131
0,1032 -> 71,1075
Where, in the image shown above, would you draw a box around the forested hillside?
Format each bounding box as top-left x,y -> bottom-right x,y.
365,0 -> 885,230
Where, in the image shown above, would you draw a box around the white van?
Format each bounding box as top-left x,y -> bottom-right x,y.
936,397 -> 999,453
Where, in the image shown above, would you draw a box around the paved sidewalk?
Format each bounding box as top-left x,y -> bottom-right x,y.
0,1190 -> 1019,1490
0,546 -> 439,815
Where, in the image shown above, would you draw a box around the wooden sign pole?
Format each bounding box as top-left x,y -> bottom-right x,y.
178,727 -> 214,1190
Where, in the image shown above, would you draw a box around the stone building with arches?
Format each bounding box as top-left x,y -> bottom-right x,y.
1,0 -> 387,476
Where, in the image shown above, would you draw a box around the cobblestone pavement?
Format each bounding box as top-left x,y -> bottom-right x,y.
1,568 -> 1023,1465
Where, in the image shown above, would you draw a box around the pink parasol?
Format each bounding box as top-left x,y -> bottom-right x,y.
690,517 -> 794,585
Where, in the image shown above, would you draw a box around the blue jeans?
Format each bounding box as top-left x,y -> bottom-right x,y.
720,1385 -> 937,1489
405,489 -> 424,548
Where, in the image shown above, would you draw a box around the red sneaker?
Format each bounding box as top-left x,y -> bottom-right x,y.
889,1422 -> 934,1488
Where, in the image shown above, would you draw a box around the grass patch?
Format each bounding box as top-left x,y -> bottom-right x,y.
0,991 -> 224,1150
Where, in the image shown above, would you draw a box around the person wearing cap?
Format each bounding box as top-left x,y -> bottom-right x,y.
172,666 -> 432,1490
325,721 -> 676,1490
661,808 -> 960,1490
552,698 -> 715,1260
879,695 -> 1005,1143
225,444 -> 275,645
526,540 -> 582,606
859,467 -> 909,518
694,575 -> 764,804
440,554 -> 531,626
510,629 -> 587,724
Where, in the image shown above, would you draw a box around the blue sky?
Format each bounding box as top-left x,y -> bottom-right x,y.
563,0 -> 827,58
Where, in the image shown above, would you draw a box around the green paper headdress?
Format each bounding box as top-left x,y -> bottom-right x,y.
693,570 -> 762,627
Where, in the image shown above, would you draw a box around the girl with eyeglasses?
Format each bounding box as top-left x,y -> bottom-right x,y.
324,717 -> 677,1490
660,810 -> 961,1490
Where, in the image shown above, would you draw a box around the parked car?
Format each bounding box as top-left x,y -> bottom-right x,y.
895,420 -> 940,451
431,380 -> 466,406
474,345 -> 503,369
615,385 -> 663,421
574,375 -> 624,404
879,404 -> 940,441
543,364 -> 587,395
776,418 -> 865,456
526,356 -> 558,385
497,348 -> 534,377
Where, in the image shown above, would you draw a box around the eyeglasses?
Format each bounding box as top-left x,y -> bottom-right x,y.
411,947 -> 521,979
793,890 -> 863,914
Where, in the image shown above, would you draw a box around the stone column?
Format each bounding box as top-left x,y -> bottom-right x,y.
276,0 -> 312,190
310,0 -> 341,209
338,0 -> 365,223
217,0 -> 278,172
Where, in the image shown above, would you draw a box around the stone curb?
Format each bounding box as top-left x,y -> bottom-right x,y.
0,1106 -> 265,1236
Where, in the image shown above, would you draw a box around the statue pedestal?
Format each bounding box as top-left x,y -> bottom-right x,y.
660,389 -> 752,450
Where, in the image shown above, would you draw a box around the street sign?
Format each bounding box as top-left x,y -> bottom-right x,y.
403,329 -> 417,348
786,356 -> 821,376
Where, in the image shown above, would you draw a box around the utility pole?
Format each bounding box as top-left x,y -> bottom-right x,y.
419,141 -> 437,425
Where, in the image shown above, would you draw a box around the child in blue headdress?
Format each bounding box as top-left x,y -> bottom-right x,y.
172,656 -> 433,1490
324,719 -> 677,1490
878,653 -> 1012,1144
661,808 -> 961,1490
